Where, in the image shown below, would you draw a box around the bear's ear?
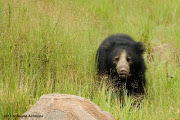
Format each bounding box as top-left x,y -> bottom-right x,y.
135,42 -> 146,54
101,41 -> 115,52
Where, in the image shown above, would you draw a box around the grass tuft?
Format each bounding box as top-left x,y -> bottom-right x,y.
0,0 -> 180,119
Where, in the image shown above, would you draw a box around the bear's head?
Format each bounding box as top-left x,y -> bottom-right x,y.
106,41 -> 145,79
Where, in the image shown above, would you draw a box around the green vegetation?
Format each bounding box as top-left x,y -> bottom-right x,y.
0,0 -> 179,119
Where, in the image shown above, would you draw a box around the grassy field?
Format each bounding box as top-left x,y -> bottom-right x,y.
0,0 -> 180,119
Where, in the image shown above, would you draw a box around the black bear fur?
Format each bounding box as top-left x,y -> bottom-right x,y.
96,34 -> 147,96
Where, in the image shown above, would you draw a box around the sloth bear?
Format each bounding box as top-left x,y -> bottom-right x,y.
96,34 -> 147,96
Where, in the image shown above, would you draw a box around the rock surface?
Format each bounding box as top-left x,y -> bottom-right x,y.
21,94 -> 115,120
152,43 -> 179,62
153,43 -> 171,61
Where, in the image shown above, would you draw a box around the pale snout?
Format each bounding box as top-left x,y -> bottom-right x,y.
117,65 -> 130,78
116,51 -> 130,78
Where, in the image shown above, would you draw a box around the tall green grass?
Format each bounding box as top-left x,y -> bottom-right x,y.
0,0 -> 179,119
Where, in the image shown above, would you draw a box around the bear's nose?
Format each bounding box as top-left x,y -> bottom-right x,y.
117,66 -> 129,78
120,67 -> 127,73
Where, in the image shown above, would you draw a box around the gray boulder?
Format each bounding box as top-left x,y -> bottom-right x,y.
21,94 -> 115,120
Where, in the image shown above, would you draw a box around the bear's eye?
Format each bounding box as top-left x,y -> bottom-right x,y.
127,57 -> 132,63
114,56 -> 119,62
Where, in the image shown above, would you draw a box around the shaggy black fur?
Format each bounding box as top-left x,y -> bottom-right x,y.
96,34 -> 147,96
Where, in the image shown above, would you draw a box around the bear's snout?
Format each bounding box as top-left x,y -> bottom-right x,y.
116,51 -> 130,78
117,65 -> 129,78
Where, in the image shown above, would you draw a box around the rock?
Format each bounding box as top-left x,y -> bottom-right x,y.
152,43 -> 179,62
153,43 -> 170,61
21,94 -> 115,120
